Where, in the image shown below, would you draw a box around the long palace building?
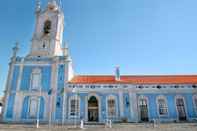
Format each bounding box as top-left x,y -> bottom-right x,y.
2,0 -> 197,123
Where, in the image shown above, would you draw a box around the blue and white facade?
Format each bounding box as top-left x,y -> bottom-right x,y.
2,0 -> 197,124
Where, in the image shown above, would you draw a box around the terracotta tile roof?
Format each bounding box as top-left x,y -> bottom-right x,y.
69,75 -> 197,84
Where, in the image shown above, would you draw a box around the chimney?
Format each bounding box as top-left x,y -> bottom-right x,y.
115,66 -> 120,81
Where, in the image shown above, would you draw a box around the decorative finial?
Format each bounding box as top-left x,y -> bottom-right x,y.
59,0 -> 63,9
63,41 -> 68,49
47,0 -> 59,10
62,41 -> 68,56
12,42 -> 19,58
48,0 -> 56,6
35,0 -> 41,13
115,66 -> 120,81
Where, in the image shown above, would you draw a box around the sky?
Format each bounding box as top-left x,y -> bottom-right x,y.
0,0 -> 197,96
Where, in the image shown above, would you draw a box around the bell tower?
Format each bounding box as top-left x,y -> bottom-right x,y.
29,0 -> 64,57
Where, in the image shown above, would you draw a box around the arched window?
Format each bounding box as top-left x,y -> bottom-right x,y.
31,68 -> 41,90
43,20 -> 52,34
193,95 -> 197,114
157,96 -> 168,116
107,96 -> 116,118
69,96 -> 80,117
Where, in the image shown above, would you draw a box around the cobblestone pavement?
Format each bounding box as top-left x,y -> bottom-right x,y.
0,123 -> 197,131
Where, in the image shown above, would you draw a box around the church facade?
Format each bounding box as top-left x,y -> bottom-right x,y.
2,0 -> 197,124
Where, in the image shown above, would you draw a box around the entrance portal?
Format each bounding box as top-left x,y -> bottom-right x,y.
176,98 -> 187,121
139,99 -> 149,122
88,96 -> 99,122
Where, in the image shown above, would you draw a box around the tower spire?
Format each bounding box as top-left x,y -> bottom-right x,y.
48,0 -> 57,5
47,0 -> 58,10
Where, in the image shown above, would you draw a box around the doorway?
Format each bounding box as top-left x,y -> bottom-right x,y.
88,96 -> 99,122
139,98 -> 149,122
176,98 -> 187,121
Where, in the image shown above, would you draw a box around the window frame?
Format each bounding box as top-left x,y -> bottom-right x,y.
30,68 -> 42,90
156,96 -> 168,117
193,95 -> 197,115
69,96 -> 80,118
106,95 -> 116,119
138,95 -> 149,121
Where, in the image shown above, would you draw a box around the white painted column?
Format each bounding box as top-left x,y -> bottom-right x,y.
130,92 -> 138,122
64,58 -> 74,82
63,59 -> 68,122
129,91 -> 133,121
5,62 -> 14,93
50,58 -> 58,122
13,93 -> 23,121
119,91 -> 124,118
99,95 -> 102,122
62,90 -> 67,123
13,61 -> 24,121
85,95 -> 88,122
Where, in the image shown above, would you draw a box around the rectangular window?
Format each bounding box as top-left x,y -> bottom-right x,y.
32,73 -> 41,89
70,99 -> 79,117
108,99 -> 116,118
158,99 -> 168,115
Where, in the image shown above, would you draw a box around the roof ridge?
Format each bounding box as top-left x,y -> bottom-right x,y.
69,75 -> 197,84
73,75 -> 197,77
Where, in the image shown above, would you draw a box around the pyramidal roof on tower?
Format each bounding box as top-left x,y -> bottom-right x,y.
48,0 -> 57,8
47,0 -> 63,10
35,0 -> 62,13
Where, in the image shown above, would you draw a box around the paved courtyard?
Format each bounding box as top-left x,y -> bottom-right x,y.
0,123 -> 197,131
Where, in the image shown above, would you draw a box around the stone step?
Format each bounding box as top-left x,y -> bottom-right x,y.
84,122 -> 105,125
